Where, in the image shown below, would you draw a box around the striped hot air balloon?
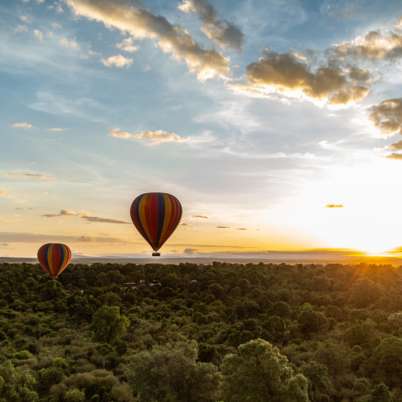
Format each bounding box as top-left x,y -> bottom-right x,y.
130,193 -> 182,256
37,243 -> 72,279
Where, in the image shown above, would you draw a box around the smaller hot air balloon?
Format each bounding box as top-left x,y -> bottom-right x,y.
130,192 -> 182,256
37,243 -> 72,279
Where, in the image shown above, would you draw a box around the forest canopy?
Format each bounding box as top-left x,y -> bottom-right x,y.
0,261 -> 402,401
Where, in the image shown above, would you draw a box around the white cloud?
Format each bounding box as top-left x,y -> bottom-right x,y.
110,128 -> 215,146
116,37 -> 138,53
49,1 -> 64,13
65,0 -> 230,80
51,22 -> 62,30
59,36 -> 80,49
3,171 -> 54,181
11,122 -> 32,129
48,127 -> 65,132
110,128 -> 191,145
19,15 -> 32,24
15,25 -> 29,33
102,54 -> 133,68
33,29 -> 44,41
30,91 -> 107,123
221,147 -> 323,161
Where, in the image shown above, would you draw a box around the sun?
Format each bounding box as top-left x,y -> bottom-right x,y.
351,235 -> 391,257
363,246 -> 389,257
263,156 -> 402,257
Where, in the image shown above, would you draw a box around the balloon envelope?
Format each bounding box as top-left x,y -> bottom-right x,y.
130,192 -> 182,253
37,243 -> 72,279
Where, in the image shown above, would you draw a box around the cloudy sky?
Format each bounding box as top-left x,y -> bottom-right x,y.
1,0 -> 402,258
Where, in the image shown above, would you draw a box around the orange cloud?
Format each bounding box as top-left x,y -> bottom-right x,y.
387,153 -> 402,160
102,54 -> 133,68
65,0 -> 229,80
243,51 -> 369,105
334,29 -> 402,61
325,204 -> 344,209
110,128 -> 189,145
369,98 -> 402,137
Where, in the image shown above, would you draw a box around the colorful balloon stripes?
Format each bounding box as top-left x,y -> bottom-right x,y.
36,192 -> 182,277
37,243 -> 72,279
130,192 -> 182,253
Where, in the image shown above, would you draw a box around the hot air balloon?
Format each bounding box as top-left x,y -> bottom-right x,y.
130,192 -> 182,256
37,243 -> 72,279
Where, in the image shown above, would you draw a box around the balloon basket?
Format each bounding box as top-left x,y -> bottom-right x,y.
152,252 -> 161,257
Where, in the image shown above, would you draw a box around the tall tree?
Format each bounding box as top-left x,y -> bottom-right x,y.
91,305 -> 130,344
221,338 -> 310,402
128,342 -> 221,402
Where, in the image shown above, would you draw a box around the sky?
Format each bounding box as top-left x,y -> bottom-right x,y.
1,0 -> 402,258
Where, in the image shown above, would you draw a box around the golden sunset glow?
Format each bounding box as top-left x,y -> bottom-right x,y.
1,0 -> 402,262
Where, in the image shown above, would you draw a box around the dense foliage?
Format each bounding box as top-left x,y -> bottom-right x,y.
1,261 -> 402,401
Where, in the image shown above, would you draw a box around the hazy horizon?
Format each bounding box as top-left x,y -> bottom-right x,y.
3,247 -> 402,265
